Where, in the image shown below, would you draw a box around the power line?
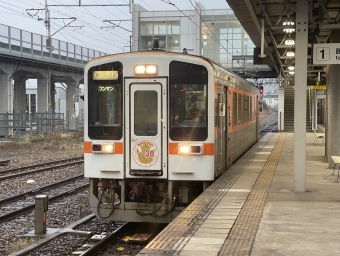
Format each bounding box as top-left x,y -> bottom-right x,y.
187,0 -> 244,67
0,0 -> 131,52
158,0 -> 243,68
50,0 -> 131,38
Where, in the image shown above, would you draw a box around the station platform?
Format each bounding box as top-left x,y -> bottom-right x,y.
139,132 -> 340,256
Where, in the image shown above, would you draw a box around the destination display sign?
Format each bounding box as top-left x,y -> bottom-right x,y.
93,71 -> 118,80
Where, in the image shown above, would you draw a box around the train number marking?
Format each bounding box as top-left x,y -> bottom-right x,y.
133,140 -> 159,167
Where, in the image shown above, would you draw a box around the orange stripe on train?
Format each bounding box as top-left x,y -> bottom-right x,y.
83,141 -> 123,154
84,141 -> 92,153
169,143 -> 214,155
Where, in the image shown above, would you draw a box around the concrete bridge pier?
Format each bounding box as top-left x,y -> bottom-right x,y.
37,78 -> 49,113
65,80 -> 81,131
0,74 -> 13,113
37,77 -> 54,134
0,74 -> 14,137
14,79 -> 27,115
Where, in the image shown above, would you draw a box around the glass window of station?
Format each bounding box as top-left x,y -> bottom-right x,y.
169,61 -> 208,141
137,8 -> 255,70
140,20 -> 180,52
87,62 -> 123,140
202,14 -> 255,69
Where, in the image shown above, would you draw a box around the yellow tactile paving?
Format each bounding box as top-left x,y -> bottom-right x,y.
138,133 -> 285,255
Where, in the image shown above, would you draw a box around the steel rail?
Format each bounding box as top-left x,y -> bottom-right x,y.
0,157 -> 83,175
0,183 -> 88,224
0,174 -> 85,205
0,158 -> 84,181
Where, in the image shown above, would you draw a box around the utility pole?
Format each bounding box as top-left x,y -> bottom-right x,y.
27,0 -> 134,131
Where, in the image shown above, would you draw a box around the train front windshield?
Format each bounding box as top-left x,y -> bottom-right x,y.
87,62 -> 123,139
169,61 -> 208,141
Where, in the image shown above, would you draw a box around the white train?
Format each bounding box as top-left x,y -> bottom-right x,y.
81,48 -> 259,223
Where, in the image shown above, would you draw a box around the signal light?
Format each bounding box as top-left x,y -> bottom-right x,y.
259,86 -> 264,94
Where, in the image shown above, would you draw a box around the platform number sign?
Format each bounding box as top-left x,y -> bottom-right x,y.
313,43 -> 340,64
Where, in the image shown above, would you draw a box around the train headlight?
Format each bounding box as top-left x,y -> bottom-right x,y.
92,143 -> 114,153
178,144 -> 203,155
135,65 -> 145,74
146,65 -> 157,74
102,143 -> 114,153
179,145 -> 190,154
134,64 -> 158,75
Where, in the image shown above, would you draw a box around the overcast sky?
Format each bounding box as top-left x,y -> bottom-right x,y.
0,0 -> 230,54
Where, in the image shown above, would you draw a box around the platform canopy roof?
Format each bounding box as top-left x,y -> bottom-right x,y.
226,0 -> 340,86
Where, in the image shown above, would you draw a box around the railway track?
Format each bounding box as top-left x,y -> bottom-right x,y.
259,111 -> 278,133
13,217 -> 166,255
260,120 -> 278,133
0,159 -> 10,166
72,221 -> 166,255
0,177 -> 88,223
0,156 -> 87,224
0,157 -> 83,181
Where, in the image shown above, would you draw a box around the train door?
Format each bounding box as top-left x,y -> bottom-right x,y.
216,86 -> 227,176
125,79 -> 167,178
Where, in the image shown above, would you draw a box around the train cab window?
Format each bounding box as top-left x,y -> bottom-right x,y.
134,91 -> 158,136
87,62 -> 123,139
169,61 -> 208,141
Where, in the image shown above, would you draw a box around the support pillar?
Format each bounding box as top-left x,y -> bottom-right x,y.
37,78 -> 48,113
0,74 -> 13,137
327,30 -> 340,167
278,88 -> 285,131
0,74 -> 13,113
37,78 -> 50,134
14,80 -> 26,114
66,81 -> 80,131
195,3 -> 202,56
293,0 -> 308,192
312,90 -> 317,131
14,80 -> 27,133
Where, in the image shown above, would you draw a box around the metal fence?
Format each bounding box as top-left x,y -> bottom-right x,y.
0,23 -> 107,68
0,112 -> 67,140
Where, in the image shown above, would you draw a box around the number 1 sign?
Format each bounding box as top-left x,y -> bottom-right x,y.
313,43 -> 340,64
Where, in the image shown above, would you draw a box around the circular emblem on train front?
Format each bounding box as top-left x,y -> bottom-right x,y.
133,140 -> 159,167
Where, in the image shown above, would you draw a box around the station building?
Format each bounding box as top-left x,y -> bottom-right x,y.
132,3 -> 255,68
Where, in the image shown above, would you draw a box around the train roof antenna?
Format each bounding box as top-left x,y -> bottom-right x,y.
152,38 -> 160,50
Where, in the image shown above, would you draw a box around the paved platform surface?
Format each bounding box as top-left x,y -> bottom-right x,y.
252,132 -> 340,256
139,132 -> 340,255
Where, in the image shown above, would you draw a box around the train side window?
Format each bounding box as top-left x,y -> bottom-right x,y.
232,92 -> 237,127
214,99 -> 217,127
238,94 -> 243,125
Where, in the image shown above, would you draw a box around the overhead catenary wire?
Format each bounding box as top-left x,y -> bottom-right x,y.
49,0 -> 131,50
187,0 -> 245,67
50,21 -> 123,52
0,0 -> 131,53
49,6 -> 128,45
1,0 -> 242,61
159,0 -> 244,68
188,0 -> 239,51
